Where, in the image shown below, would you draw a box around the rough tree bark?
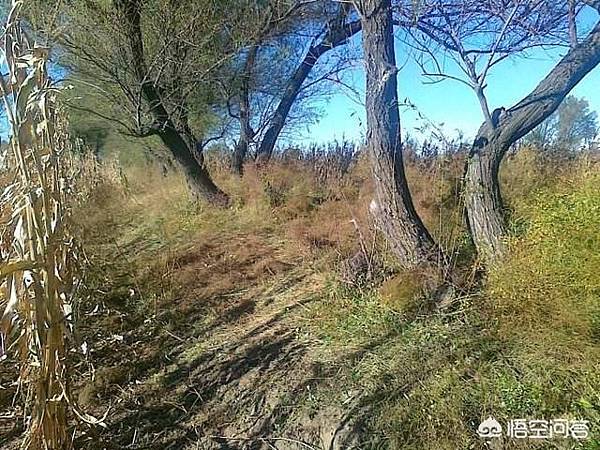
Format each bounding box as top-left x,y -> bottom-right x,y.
117,0 -> 228,205
231,45 -> 258,175
159,122 -> 228,205
465,18 -> 600,265
255,13 -> 362,162
356,0 -> 442,271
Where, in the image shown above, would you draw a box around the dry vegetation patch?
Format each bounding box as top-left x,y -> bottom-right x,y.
3,150 -> 599,450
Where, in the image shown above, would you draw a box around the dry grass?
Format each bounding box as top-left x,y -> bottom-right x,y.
3,111 -> 599,449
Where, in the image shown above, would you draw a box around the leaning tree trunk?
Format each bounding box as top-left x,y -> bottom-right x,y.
255,14 -> 361,162
464,18 -> 600,266
159,127 -> 229,206
358,0 -> 441,271
255,56 -> 314,162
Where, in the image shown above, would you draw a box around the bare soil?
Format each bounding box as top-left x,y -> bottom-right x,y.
1,224 -> 364,450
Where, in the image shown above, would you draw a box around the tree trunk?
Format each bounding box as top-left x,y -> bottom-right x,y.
463,130 -> 507,263
231,138 -> 248,176
358,0 -> 441,271
255,15 -> 362,162
232,45 -> 258,175
158,127 -> 229,206
464,19 -> 600,265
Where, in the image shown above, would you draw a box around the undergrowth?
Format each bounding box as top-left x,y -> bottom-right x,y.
303,161 -> 600,449
12,147 -> 594,450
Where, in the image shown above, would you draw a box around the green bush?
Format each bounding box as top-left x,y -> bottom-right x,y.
489,171 -> 600,342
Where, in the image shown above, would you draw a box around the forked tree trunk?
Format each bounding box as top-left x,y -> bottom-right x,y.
358,0 -> 441,271
465,19 -> 600,265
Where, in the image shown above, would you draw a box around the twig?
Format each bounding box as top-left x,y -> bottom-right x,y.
208,435 -> 320,450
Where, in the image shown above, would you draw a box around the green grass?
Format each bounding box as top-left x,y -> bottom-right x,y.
300,167 -> 600,449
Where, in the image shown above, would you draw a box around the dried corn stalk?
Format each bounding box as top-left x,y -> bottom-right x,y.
0,2 -> 78,448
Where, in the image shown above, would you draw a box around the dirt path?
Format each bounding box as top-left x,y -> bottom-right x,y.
72,229 -> 360,450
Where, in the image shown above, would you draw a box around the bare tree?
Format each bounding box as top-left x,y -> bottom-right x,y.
352,0 -> 443,273
401,0 -> 600,264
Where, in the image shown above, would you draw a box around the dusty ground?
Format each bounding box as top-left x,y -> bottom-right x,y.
0,198 -> 370,450
75,230 -> 369,449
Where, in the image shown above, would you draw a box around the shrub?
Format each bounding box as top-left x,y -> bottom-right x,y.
488,170 -> 600,343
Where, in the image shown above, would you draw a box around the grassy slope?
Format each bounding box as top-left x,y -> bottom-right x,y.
2,151 -> 598,450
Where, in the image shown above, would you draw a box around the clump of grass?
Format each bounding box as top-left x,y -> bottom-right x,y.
488,169 -> 600,343
310,281 -> 406,350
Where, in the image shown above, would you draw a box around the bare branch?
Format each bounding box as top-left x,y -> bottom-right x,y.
569,0 -> 579,48
501,20 -> 600,145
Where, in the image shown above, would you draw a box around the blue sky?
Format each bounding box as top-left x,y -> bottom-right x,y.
302,7 -> 600,144
3,7 -> 598,149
